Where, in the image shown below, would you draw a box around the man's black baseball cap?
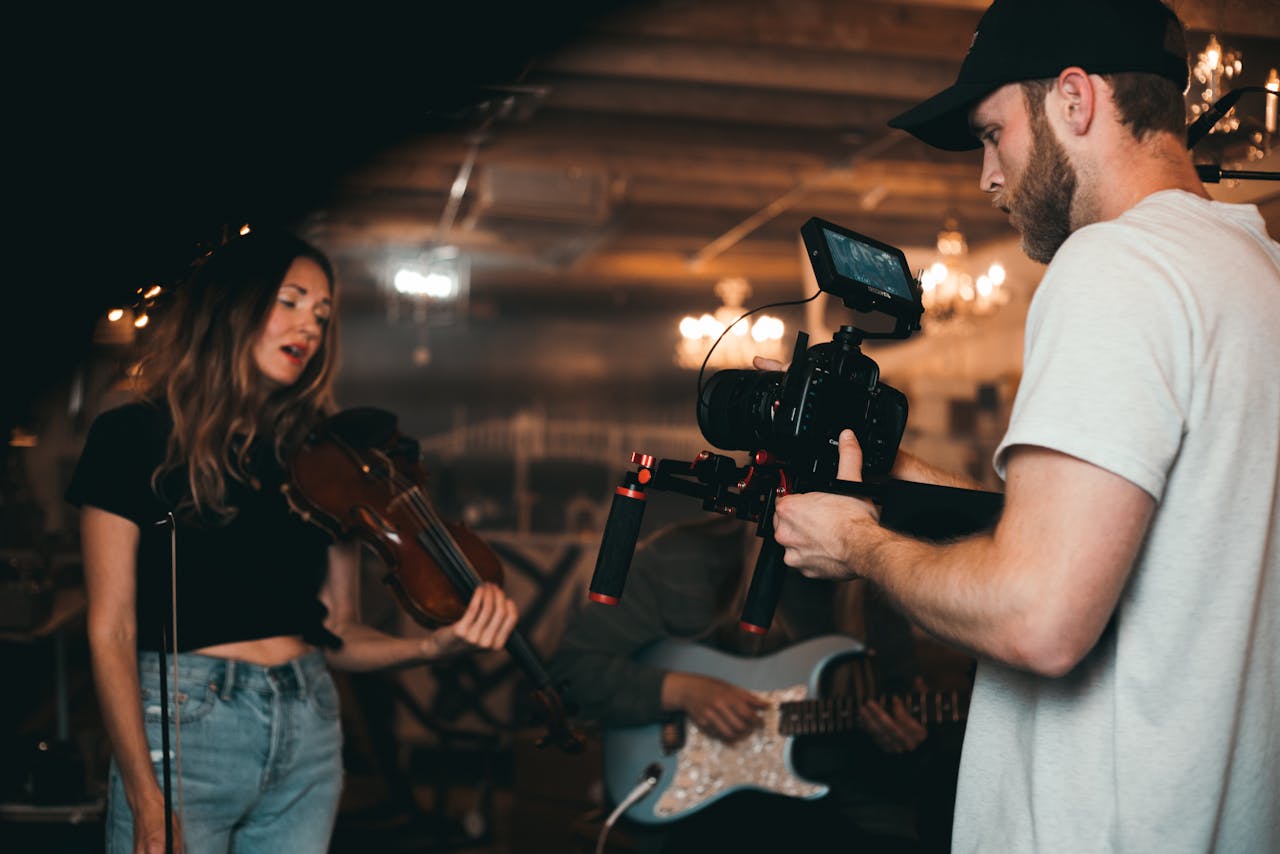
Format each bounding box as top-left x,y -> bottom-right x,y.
888,0 -> 1190,151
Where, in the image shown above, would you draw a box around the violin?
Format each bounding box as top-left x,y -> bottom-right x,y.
282,406 -> 584,753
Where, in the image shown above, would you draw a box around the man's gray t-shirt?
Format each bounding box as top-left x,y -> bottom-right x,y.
953,190 -> 1280,853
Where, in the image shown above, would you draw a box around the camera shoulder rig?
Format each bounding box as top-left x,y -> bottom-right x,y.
588,448 -> 1003,634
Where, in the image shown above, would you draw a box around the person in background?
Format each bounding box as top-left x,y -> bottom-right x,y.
552,514 -> 969,853
771,1 -> 1280,851
67,228 -> 519,854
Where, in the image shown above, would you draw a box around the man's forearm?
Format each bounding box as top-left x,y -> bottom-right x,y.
891,449 -> 990,491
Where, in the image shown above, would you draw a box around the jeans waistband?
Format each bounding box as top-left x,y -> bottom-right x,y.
136,650 -> 328,700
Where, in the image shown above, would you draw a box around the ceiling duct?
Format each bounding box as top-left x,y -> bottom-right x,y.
476,163 -> 613,225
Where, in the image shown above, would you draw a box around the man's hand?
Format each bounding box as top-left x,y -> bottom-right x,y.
751,355 -> 786,372
662,672 -> 768,743
773,429 -> 881,580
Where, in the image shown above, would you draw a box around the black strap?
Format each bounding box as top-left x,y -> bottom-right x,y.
1187,86 -> 1258,150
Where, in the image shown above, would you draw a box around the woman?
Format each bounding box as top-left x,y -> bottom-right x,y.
67,229 -> 519,854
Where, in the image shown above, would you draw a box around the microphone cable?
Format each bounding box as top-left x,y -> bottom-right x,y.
593,763 -> 663,854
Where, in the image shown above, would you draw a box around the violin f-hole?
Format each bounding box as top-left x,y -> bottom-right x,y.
352,504 -> 402,545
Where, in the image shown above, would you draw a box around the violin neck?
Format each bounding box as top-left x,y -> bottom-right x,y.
415,527 -> 480,596
412,528 -> 554,691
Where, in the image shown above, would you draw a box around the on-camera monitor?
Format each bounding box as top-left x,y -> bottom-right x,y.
823,227 -> 914,301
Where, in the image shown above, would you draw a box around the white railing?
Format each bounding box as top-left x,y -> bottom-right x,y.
418,411 -> 715,466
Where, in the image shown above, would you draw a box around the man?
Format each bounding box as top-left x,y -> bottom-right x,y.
770,1 -> 1280,851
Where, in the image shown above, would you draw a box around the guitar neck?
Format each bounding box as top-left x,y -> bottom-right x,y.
778,691 -> 968,736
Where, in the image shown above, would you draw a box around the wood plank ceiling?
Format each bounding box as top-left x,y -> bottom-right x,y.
302,0 -> 1280,316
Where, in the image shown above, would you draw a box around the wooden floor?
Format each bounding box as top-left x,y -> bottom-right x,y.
329,733 -> 620,854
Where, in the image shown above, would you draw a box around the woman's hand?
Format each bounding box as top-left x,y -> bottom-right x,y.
132,798 -> 183,854
662,671 -> 768,743
421,583 -> 518,659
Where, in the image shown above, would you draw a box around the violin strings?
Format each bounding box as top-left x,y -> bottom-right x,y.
321,427 -> 581,749
356,444 -> 483,595
324,431 -> 484,595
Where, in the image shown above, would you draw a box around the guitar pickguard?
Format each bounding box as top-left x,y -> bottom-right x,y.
603,634 -> 865,824
654,683 -> 824,818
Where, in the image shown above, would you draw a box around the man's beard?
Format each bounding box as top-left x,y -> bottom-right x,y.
998,110 -> 1078,264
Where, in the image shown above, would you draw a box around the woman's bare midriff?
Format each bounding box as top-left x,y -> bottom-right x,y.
195,635 -> 312,666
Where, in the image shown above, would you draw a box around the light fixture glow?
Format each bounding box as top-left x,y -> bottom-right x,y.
919,218 -> 1010,332
675,277 -> 786,369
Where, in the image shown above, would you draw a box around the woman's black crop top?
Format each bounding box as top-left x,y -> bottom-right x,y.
65,401 -> 339,652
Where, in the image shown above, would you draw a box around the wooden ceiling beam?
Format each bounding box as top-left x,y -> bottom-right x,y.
341,116 -> 973,192
589,0 -> 981,61
533,74 -> 914,130
536,35 -> 958,100
585,0 -> 1280,54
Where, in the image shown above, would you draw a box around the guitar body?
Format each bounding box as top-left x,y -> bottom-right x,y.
602,634 -> 864,824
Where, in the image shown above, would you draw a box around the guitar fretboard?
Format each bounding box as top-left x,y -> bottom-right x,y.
778,691 -> 968,736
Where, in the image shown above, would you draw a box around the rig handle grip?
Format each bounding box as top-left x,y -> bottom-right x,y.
588,475 -> 648,604
739,535 -> 787,634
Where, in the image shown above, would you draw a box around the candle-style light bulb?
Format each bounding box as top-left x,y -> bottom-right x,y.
1266,67 -> 1279,135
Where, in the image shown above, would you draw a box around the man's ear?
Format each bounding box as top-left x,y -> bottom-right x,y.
1055,67 -> 1095,136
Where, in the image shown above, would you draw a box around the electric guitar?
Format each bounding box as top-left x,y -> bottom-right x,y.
601,634 -> 969,824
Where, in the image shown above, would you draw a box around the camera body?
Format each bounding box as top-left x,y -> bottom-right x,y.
697,217 -> 921,483
697,325 -> 908,483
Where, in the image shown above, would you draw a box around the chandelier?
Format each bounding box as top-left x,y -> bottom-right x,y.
917,218 -> 1008,332
1186,34 -> 1279,165
675,277 -> 785,370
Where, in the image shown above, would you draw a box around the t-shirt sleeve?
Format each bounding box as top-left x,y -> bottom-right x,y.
65,403 -> 170,526
993,227 -> 1191,500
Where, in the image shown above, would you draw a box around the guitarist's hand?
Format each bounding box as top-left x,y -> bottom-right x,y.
858,677 -> 929,754
663,671 -> 768,742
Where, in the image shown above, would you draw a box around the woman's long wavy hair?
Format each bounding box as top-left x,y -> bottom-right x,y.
138,228 -> 340,521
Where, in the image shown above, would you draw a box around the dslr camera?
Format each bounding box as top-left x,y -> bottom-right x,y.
698,216 -> 921,485
590,218 -> 997,634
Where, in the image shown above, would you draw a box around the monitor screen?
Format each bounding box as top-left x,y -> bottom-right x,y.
823,227 -> 914,301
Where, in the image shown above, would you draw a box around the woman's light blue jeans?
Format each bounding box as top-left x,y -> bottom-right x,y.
106,650 -> 343,854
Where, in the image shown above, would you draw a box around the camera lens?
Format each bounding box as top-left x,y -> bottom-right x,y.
697,369 -> 783,451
